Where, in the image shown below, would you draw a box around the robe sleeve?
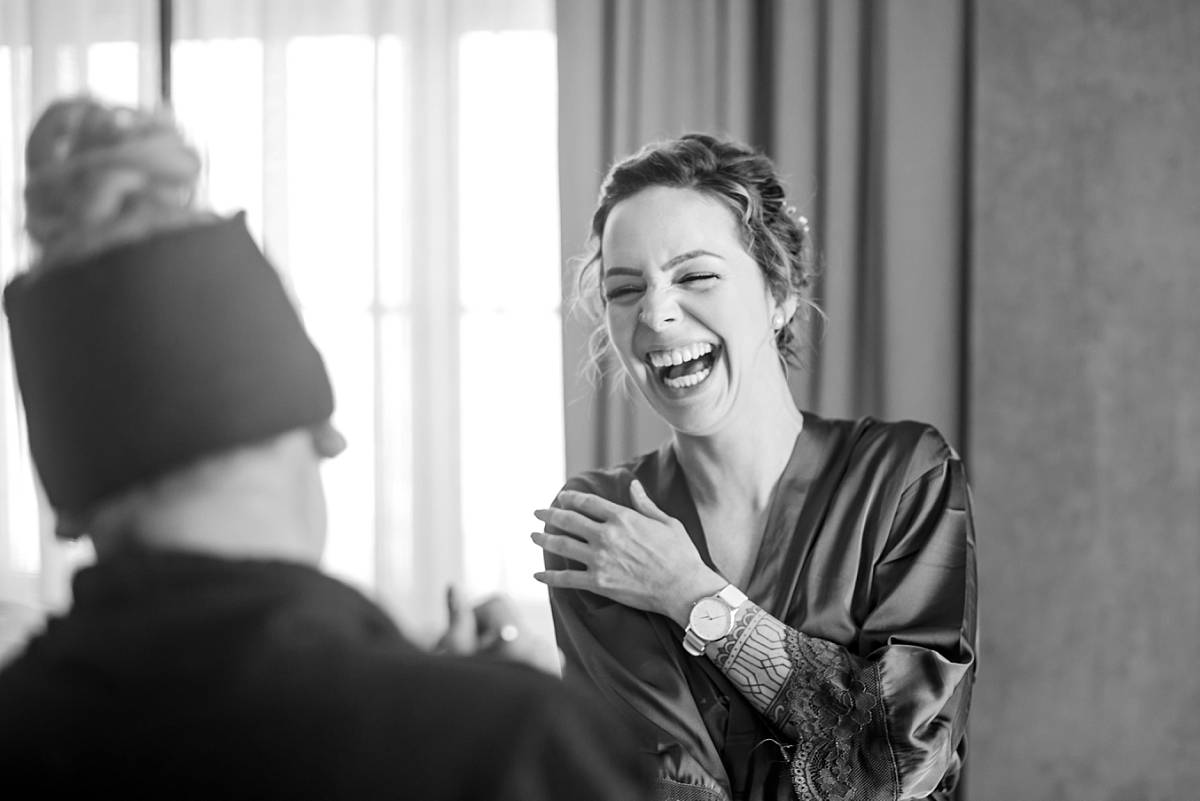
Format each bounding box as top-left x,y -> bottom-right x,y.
776,451 -> 977,801
544,473 -> 734,800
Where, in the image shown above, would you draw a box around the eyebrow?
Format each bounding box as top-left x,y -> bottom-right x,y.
603,250 -> 722,280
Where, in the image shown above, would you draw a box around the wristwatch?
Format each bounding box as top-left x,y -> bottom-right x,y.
682,584 -> 747,656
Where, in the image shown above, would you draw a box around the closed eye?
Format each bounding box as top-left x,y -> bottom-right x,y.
604,284 -> 643,302
679,272 -> 718,286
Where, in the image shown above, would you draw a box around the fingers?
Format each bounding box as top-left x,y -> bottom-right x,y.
444,584 -> 461,618
551,489 -> 629,521
532,569 -> 593,591
473,594 -> 519,628
533,507 -> 601,541
530,531 -> 593,566
553,483 -> 670,525
434,584 -> 477,655
628,479 -> 672,522
445,585 -> 472,630
474,595 -> 522,651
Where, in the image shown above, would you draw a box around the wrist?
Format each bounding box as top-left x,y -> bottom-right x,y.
668,565 -> 728,628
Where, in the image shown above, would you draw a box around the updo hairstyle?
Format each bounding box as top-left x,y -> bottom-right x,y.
575,133 -> 818,376
22,95 -> 212,272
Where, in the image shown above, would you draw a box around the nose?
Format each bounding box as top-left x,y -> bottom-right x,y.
638,289 -> 680,331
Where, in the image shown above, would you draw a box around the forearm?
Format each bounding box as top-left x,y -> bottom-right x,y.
706,602 -> 897,799
705,601 -> 799,737
706,600 -> 973,801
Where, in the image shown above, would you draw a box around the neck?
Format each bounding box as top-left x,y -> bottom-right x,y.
115,497 -> 322,564
90,431 -> 326,565
673,371 -> 804,509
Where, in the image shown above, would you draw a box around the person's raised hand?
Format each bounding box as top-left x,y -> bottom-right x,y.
433,586 -> 560,674
532,479 -> 724,626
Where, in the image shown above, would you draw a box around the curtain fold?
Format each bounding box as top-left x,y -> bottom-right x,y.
557,0 -> 970,477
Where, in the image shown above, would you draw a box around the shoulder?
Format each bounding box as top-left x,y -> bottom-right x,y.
557,447 -> 665,502
824,415 -> 959,491
844,420 -> 973,541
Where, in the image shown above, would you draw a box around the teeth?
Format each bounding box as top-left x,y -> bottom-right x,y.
647,342 -> 714,368
663,366 -> 712,389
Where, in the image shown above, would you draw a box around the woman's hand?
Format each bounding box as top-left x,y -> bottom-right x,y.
532,479 -> 725,626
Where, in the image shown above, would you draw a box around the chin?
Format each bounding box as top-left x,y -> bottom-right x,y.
630,371 -> 736,438
649,393 -> 731,437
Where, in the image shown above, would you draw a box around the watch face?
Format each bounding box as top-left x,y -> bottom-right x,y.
689,597 -> 733,641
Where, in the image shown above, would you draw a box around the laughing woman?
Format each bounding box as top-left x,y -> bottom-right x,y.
533,134 -> 977,801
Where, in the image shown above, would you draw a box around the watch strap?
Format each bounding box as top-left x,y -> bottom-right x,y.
716,583 -> 747,610
682,629 -> 708,657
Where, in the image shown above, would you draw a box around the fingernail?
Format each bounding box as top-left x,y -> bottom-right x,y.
529,532 -> 541,542
533,509 -> 546,519
532,572 -> 546,582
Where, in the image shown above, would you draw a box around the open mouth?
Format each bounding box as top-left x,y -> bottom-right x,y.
645,342 -> 722,391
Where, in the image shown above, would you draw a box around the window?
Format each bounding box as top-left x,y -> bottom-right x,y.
0,0 -> 563,653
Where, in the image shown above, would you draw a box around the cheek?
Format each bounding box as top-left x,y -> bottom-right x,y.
604,306 -> 633,350
604,307 -> 647,373
726,289 -> 775,339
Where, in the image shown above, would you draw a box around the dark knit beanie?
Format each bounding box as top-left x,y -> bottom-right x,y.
3,213 -> 334,512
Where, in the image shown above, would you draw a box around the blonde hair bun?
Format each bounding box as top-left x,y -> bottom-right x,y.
23,95 -> 214,271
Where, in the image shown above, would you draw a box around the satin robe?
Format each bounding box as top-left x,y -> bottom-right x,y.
545,415 -> 978,801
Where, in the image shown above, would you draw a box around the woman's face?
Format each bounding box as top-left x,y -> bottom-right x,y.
601,186 -> 786,435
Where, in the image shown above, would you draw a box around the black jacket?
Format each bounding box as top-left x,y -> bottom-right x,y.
0,549 -> 649,800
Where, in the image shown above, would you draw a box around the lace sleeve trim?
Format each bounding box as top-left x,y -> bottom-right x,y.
782,629 -> 899,801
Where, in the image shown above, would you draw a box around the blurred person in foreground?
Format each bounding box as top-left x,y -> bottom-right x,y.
0,96 -> 649,800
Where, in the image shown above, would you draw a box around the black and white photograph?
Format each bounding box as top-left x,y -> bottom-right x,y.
0,1 -> 1196,799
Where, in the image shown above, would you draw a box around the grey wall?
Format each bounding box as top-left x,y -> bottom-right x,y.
970,1 -> 1200,798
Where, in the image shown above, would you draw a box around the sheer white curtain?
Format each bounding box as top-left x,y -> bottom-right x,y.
0,0 -> 563,656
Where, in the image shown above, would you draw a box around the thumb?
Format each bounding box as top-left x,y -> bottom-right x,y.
445,584 -> 462,619
438,584 -> 477,654
629,479 -> 671,522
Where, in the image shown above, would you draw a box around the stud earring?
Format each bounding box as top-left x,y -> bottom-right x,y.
771,312 -> 784,331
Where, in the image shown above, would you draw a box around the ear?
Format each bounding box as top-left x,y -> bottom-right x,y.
311,420 -> 347,459
773,294 -> 800,330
